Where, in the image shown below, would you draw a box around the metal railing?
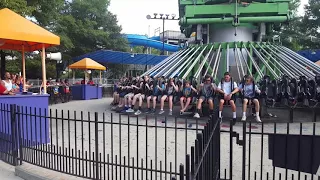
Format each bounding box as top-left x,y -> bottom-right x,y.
0,104 -> 320,180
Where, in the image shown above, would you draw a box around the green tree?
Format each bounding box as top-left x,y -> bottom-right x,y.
0,0 -> 34,16
55,0 -> 129,57
300,0 -> 320,49
269,0 -> 304,50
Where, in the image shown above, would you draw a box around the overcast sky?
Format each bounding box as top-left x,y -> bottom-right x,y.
109,0 -> 309,35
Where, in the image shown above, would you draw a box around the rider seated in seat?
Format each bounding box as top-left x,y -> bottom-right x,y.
180,80 -> 197,115
194,75 -> 216,119
217,72 -> 239,123
238,75 -> 261,122
127,77 -> 145,115
159,78 -> 178,116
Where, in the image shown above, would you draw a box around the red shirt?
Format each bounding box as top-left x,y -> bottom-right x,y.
0,84 -> 7,95
88,81 -> 94,85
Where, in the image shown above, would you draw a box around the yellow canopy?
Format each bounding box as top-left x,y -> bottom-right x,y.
0,8 -> 60,52
69,58 -> 106,70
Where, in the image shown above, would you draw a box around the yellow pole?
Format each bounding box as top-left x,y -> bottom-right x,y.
99,71 -> 102,84
22,45 -> 26,92
41,44 -> 47,94
73,70 -> 75,84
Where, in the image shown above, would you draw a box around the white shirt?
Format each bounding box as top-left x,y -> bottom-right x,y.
217,81 -> 238,95
2,80 -> 12,91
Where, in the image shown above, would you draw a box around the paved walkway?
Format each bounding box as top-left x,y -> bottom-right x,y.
1,98 -> 318,180
0,161 -> 22,180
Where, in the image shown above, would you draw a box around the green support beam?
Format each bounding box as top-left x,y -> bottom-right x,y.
183,3 -> 289,18
203,61 -> 214,76
180,16 -> 289,26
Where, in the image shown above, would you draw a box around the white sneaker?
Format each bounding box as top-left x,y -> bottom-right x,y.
126,108 -> 134,113
241,116 -> 247,121
256,116 -> 262,122
168,111 -> 173,116
134,110 -> 141,115
159,110 -> 165,115
193,113 -> 200,118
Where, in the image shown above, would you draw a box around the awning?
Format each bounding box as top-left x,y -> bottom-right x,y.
0,8 -> 60,52
73,50 -> 168,65
69,58 -> 106,70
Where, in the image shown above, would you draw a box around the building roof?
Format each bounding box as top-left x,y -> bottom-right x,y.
73,50 -> 169,65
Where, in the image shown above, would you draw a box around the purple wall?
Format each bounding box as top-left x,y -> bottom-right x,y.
72,85 -> 102,100
0,94 -> 50,150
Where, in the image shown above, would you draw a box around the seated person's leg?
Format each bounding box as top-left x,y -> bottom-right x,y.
184,97 -> 192,112
159,95 -> 168,114
124,95 -> 128,108
194,96 -> 204,118
208,98 -> 214,115
127,94 -> 138,112
115,93 -> 119,104
180,97 -> 185,112
134,95 -> 144,115
242,98 -> 249,121
132,94 -> 140,109
219,98 -> 225,119
152,96 -> 157,110
168,95 -> 174,115
147,96 -> 152,109
229,99 -> 237,120
252,99 -> 261,122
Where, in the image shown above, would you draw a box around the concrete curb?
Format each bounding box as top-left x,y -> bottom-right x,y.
15,163 -> 85,180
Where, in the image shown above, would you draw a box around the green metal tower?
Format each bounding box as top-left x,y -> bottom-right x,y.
174,0 -> 293,80
179,0 -> 292,42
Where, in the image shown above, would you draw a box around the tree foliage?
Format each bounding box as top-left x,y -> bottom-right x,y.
55,0 -> 128,57
300,0 -> 320,49
1,0 -> 129,78
0,0 -> 34,16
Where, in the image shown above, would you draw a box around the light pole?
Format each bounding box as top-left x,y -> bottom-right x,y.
146,13 -> 178,55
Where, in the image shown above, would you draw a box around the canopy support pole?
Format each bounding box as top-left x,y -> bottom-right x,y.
99,71 -> 102,84
73,71 -> 75,84
22,45 -> 26,92
41,44 -> 47,94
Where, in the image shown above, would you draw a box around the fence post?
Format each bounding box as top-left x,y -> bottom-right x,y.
10,104 -> 18,166
94,112 -> 99,179
16,106 -> 23,165
289,108 -> 294,123
229,120 -> 233,180
179,164 -> 184,180
242,122 -> 247,180
186,154 -> 190,180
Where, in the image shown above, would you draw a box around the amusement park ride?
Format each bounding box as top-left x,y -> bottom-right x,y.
143,0 -> 320,109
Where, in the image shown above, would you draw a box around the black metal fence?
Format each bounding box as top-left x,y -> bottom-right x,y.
220,120 -> 320,180
0,103 -> 320,180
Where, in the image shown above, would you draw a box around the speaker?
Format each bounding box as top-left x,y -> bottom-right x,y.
46,52 -> 62,61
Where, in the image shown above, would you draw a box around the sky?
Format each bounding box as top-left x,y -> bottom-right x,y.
109,0 -> 309,36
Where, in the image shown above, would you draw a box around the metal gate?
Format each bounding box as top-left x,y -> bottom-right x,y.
0,104 -> 19,166
222,120 -> 320,180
